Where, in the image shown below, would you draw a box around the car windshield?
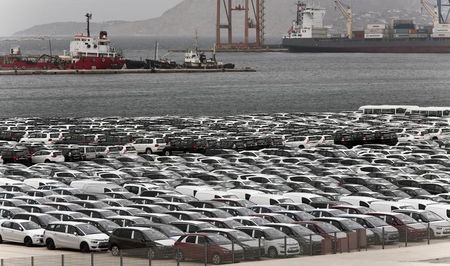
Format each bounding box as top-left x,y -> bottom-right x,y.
265,228 -> 287,240
310,197 -> 328,203
422,211 -> 444,222
208,234 -> 232,245
157,226 -> 184,237
41,215 -> 59,224
230,230 -> 254,242
143,229 -> 167,241
339,219 -> 364,230
396,214 -> 419,224
21,221 -> 41,230
224,219 -> 244,228
78,224 -> 102,235
365,217 -> 388,227
291,225 -> 315,236
316,222 -> 341,233
98,220 -> 120,231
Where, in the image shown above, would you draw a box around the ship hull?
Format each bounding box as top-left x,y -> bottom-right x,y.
0,56 -> 124,70
282,38 -> 450,53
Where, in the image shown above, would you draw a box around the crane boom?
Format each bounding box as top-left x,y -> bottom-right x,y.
421,0 -> 440,25
334,0 -> 353,39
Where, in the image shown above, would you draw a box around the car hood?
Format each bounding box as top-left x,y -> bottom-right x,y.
28,229 -> 45,235
220,244 -> 244,251
408,223 -> 427,230
240,239 -> 260,248
155,239 -> 175,246
430,221 -> 450,227
84,233 -> 109,241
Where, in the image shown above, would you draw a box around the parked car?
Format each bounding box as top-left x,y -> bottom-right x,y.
236,226 -> 300,258
108,227 -> 175,258
0,219 -> 45,246
44,221 -> 109,252
31,150 -> 65,164
174,233 -> 244,264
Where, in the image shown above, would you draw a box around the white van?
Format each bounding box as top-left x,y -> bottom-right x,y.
339,196 -> 381,208
369,201 -> 415,212
175,185 -> 214,198
426,204 -> 450,221
0,178 -> 22,186
248,194 -> 293,205
398,199 -> 439,210
194,191 -> 238,201
23,178 -> 63,189
228,189 -> 265,201
70,181 -> 125,194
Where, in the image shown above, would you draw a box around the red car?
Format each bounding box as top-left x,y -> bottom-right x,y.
367,212 -> 427,241
174,233 -> 244,264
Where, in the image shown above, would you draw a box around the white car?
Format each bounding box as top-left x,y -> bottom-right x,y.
120,145 -> 138,155
44,222 -> 109,252
131,138 -> 167,154
19,132 -> 63,144
31,150 -> 65,164
0,219 -> 45,246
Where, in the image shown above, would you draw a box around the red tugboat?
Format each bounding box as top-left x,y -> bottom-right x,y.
0,13 -> 125,70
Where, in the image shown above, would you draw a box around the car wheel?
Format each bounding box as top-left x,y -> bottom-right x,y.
80,242 -> 90,253
175,250 -> 185,261
164,150 -> 171,156
46,239 -> 55,250
145,148 -> 153,155
24,237 -> 33,247
44,159 -> 50,163
268,247 -> 278,258
111,245 -> 120,256
211,254 -> 222,265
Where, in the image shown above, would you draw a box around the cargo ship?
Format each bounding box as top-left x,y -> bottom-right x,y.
0,13 -> 124,70
282,1 -> 450,53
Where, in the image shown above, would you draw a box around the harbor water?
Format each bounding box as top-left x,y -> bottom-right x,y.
0,37 -> 450,117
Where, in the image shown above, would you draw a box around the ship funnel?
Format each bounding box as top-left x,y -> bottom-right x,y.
100,31 -> 108,39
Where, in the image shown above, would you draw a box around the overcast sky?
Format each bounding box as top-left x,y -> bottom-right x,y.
0,0 -> 183,36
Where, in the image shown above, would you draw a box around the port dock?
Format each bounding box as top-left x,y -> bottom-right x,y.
0,67 -> 256,75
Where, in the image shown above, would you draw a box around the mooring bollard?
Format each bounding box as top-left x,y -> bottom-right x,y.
427,222 -> 431,245
382,227 -> 385,250
309,234 -> 313,256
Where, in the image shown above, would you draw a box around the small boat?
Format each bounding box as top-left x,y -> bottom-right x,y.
146,42 -> 178,69
183,49 -> 234,69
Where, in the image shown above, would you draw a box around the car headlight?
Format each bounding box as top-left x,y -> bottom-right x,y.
435,227 -> 443,230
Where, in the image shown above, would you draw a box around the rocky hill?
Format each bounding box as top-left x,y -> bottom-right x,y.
14,0 -> 432,38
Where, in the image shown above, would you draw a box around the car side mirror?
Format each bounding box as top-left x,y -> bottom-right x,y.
141,239 -> 146,243
20,228 -> 24,231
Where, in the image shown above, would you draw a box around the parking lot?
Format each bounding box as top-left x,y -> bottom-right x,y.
0,105 -> 449,264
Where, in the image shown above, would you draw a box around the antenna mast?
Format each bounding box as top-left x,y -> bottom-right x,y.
86,13 -> 93,37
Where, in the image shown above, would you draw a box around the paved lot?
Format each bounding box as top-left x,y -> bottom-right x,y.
1,241 -> 450,266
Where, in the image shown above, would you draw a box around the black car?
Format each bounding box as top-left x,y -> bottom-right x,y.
108,227 -> 175,259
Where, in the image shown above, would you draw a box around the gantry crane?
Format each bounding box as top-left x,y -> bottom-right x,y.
334,0 -> 353,39
421,0 -> 440,25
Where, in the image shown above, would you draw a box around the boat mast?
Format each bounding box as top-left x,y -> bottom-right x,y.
86,13 -> 93,37
154,41 -> 159,60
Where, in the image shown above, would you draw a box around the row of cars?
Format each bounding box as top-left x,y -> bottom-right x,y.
0,111 -> 447,263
